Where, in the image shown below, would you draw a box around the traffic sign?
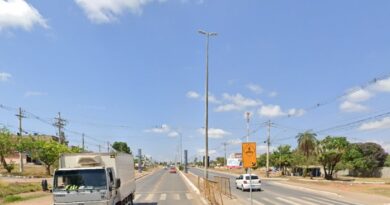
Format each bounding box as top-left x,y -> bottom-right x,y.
242,142 -> 257,168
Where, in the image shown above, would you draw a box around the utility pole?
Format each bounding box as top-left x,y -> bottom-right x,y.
266,120 -> 271,178
107,141 -> 110,153
98,144 -> 101,153
54,112 -> 67,144
246,112 -> 251,142
15,107 -> 25,173
82,133 -> 85,151
179,132 -> 183,165
138,149 -> 142,173
223,142 -> 228,167
198,29 -> 217,179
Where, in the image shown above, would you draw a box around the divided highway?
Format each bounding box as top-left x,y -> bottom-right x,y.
190,167 -> 361,205
134,169 -> 203,205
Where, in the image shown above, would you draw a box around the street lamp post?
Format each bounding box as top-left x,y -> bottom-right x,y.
198,29 -> 217,179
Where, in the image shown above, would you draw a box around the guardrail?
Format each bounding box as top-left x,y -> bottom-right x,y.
214,176 -> 232,199
197,176 -> 224,205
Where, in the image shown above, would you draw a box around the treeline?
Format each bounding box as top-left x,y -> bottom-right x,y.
0,128 -> 82,175
257,131 -> 389,179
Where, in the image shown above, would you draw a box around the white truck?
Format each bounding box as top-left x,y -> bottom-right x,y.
52,153 -> 136,205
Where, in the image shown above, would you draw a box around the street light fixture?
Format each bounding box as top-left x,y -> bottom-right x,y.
198,29 -> 217,179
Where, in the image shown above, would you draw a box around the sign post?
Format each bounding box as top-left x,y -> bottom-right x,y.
242,142 -> 257,205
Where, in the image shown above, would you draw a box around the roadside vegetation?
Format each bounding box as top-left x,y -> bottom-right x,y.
203,131 -> 388,181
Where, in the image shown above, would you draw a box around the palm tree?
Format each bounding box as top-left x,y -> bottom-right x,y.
296,131 -> 318,177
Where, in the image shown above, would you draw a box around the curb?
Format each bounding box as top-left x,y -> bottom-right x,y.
179,170 -> 208,205
135,168 -> 160,181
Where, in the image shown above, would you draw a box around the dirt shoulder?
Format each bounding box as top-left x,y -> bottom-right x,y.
276,179 -> 390,205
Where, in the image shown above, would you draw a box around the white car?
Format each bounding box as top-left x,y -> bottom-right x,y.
235,174 -> 262,191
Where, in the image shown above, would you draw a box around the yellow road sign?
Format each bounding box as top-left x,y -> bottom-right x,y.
242,142 -> 257,168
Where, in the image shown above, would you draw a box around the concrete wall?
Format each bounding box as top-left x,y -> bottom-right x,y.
337,167 -> 390,178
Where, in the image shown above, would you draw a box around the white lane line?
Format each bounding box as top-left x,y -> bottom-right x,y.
160,193 -> 167,201
302,196 -> 349,205
145,194 -> 154,201
247,198 -> 265,205
276,197 -> 301,205
134,194 -> 141,201
287,196 -> 318,205
173,193 -> 180,200
262,197 -> 282,205
186,193 -> 193,200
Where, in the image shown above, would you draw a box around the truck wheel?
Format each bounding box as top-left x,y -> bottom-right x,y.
129,194 -> 134,205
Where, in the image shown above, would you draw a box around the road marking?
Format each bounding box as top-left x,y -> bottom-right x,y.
145,194 -> 154,201
186,193 -> 193,200
262,197 -> 282,205
302,196 -> 349,205
287,197 -> 318,205
276,197 -> 301,205
173,193 -> 180,200
160,193 -> 167,200
247,198 -> 265,205
134,194 -> 141,201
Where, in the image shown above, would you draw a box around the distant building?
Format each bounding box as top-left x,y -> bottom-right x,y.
227,152 -> 242,168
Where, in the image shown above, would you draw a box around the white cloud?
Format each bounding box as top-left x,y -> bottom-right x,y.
247,83 -> 263,94
358,117 -> 390,131
287,108 -> 306,117
208,94 -> 221,104
258,104 -> 305,118
145,124 -> 170,133
197,149 -> 217,156
186,91 -> 200,99
168,131 -> 179,138
340,101 -> 368,113
0,0 -> 47,31
197,128 -> 231,139
227,138 -> 242,145
74,0 -> 153,24
0,72 -> 11,81
371,77 -> 390,92
24,91 -> 47,97
345,88 -> 373,102
258,105 -> 285,118
215,93 -> 261,112
269,91 -> 278,98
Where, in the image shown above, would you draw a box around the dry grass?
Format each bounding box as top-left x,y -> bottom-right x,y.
0,181 -> 41,198
0,164 -> 49,177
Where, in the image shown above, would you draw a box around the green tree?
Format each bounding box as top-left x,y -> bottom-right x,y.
273,145 -> 292,175
385,155 -> 390,167
215,157 -> 225,166
112,141 -> 131,154
296,131 -> 318,177
317,136 -> 349,180
30,140 -> 69,175
0,128 -> 16,173
343,142 -> 388,177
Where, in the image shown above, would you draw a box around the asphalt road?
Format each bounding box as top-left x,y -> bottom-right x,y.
134,168 -> 203,205
190,167 -> 362,205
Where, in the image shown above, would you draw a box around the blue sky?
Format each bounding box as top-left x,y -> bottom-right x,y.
1,0 -> 390,162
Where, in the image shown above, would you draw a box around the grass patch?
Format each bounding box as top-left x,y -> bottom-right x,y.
0,164 -> 49,177
2,193 -> 49,204
3,195 -> 22,203
0,182 -> 41,198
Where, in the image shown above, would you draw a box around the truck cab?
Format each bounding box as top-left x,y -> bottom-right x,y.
53,153 -> 135,205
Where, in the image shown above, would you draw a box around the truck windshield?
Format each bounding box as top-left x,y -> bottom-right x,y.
54,169 -> 107,191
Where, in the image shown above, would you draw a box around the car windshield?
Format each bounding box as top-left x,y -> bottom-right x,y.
54,169 -> 107,191
245,176 -> 259,180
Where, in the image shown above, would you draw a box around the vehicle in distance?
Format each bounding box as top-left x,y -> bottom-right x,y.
52,152 -> 136,205
169,166 -> 177,173
235,174 -> 261,191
